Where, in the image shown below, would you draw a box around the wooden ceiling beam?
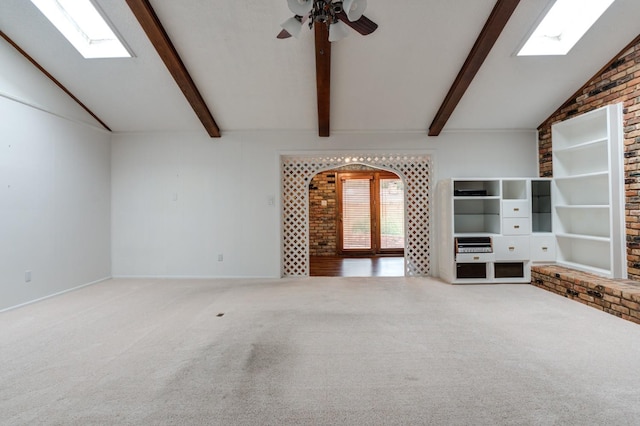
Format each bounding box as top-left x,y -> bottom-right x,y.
428,0 -> 520,136
315,23 -> 331,137
0,31 -> 112,131
125,0 -> 220,137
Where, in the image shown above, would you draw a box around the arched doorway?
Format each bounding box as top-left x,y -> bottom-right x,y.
281,152 -> 432,277
308,165 -> 405,277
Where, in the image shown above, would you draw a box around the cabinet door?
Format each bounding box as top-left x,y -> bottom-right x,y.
502,200 -> 529,218
494,236 -> 530,260
530,235 -> 556,262
502,218 -> 530,235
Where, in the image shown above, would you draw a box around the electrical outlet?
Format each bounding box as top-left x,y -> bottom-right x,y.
217,254 -> 223,262
25,271 -> 31,283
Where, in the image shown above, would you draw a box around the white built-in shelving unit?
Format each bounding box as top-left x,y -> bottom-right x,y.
438,178 -> 553,284
438,103 -> 626,284
551,103 -> 626,278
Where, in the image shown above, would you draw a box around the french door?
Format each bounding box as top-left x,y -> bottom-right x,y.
337,171 -> 404,255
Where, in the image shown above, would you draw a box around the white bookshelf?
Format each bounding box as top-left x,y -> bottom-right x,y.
551,103 -> 626,278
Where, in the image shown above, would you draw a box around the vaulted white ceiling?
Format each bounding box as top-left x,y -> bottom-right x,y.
1,0 -> 639,136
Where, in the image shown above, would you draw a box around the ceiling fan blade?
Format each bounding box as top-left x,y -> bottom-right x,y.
277,14 -> 309,39
277,29 -> 292,39
336,11 -> 378,35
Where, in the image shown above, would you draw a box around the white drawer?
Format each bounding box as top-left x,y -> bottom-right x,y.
530,235 -> 556,262
494,236 -> 530,260
502,200 -> 529,218
502,217 -> 530,235
456,252 -> 495,263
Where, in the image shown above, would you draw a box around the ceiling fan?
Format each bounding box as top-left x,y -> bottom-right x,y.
278,0 -> 378,42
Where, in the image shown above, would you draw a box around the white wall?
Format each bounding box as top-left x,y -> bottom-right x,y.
0,39 -> 111,311
111,129 -> 538,278
0,36 -> 104,129
0,25 -> 540,295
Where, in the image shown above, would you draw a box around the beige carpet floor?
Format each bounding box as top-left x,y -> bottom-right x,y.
1,277 -> 640,425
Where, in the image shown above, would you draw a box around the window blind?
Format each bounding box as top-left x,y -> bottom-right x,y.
342,179 -> 371,250
380,179 -> 404,249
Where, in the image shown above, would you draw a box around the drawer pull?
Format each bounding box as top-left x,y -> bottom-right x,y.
473,256 -> 479,260
513,208 -> 520,212
514,225 -> 520,229
542,247 -> 548,252
508,246 -> 515,251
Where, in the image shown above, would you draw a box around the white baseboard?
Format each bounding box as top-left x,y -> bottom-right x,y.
110,275 -> 279,280
0,276 -> 112,313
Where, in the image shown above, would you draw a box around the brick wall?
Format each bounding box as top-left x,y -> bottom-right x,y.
538,35 -> 640,280
309,171 -> 337,256
532,265 -> 640,325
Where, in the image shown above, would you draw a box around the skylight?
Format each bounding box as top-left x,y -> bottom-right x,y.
30,0 -> 131,58
517,0 -> 615,56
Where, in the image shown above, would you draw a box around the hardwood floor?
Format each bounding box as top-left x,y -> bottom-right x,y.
310,256 -> 405,277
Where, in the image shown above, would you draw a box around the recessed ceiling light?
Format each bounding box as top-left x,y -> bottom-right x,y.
518,0 -> 616,56
30,0 -> 132,59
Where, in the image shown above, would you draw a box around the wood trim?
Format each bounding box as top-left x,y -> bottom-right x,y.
376,172 -> 405,255
428,0 -> 520,136
537,33 -> 640,130
125,0 -> 221,138
336,172 -> 375,255
0,31 -> 112,131
314,23 -> 331,137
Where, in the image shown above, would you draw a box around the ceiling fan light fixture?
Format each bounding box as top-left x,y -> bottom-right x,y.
343,0 -> 367,21
287,0 -> 313,16
328,20 -> 350,42
277,0 -> 377,40
281,16 -> 304,38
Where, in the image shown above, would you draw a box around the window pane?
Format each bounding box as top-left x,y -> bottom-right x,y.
342,179 -> 371,249
380,178 -> 404,249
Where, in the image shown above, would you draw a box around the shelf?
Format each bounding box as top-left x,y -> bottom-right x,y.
554,206 -> 610,237
553,175 -> 609,206
552,107 -> 608,150
555,204 -> 609,209
453,214 -> 500,234
555,233 -> 610,243
502,180 -> 527,200
556,236 -> 611,273
555,260 -> 611,278
454,200 -> 500,216
554,141 -> 608,177
553,137 -> 607,154
453,196 -> 501,200
453,180 -> 500,197
553,171 -> 608,181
